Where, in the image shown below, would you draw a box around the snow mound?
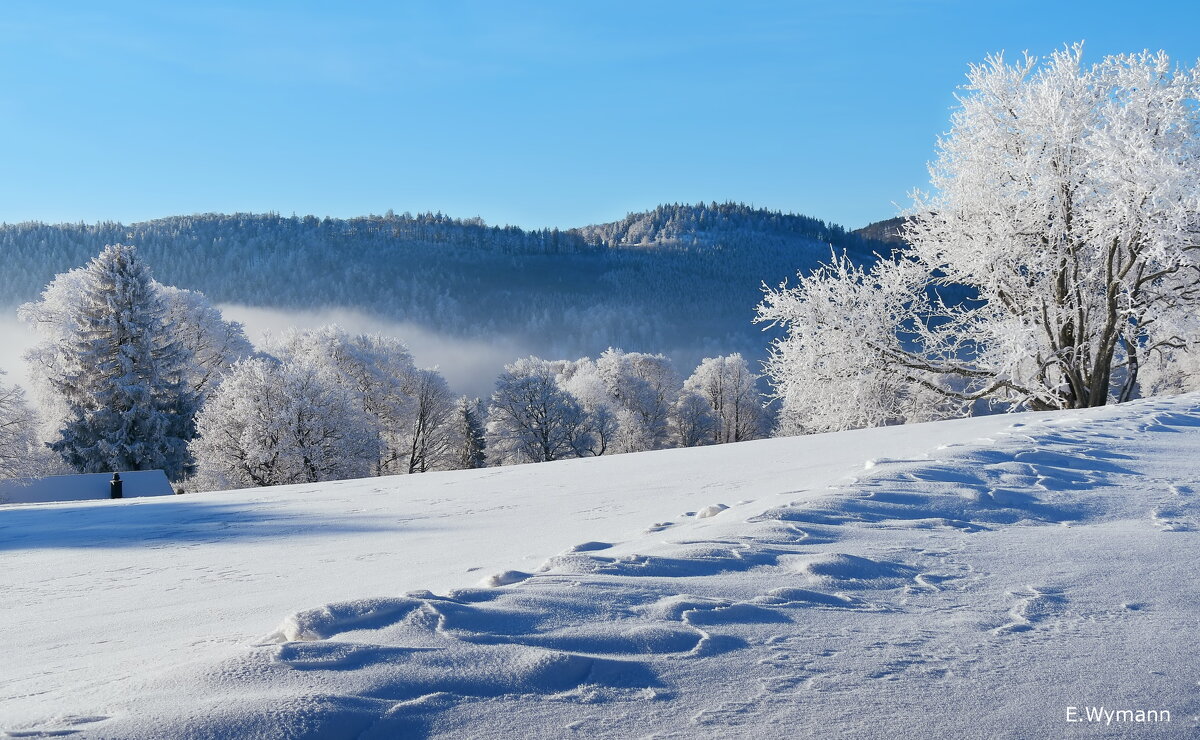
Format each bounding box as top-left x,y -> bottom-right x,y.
753,587 -> 867,609
787,552 -> 918,589
567,541 -> 613,552
696,503 -> 729,518
479,570 -> 532,587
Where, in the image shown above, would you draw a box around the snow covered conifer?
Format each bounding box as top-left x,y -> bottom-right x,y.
39,245 -> 199,479
21,253 -> 250,453
451,396 -> 487,470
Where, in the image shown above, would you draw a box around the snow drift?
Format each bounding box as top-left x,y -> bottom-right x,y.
3,395 -> 1199,738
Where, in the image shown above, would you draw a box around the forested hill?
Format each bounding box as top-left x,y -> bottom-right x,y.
0,204 -> 889,370
574,202 -> 883,253
852,216 -> 908,246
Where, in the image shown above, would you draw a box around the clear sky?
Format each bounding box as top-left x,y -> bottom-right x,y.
1,0 -> 1197,231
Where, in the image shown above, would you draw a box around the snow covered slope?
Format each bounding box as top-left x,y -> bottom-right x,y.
3,395 -> 1199,738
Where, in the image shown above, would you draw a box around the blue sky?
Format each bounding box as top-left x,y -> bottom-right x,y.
1,1 -> 1197,230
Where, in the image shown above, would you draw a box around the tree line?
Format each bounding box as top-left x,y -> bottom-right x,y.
0,204 -> 889,381
0,245 -> 770,490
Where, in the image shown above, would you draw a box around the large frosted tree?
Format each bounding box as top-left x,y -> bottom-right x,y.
273,327 -> 417,475
32,245 -> 200,478
21,257 -> 251,445
555,349 -> 680,455
759,46 -> 1200,432
594,349 -> 680,453
157,285 -> 254,399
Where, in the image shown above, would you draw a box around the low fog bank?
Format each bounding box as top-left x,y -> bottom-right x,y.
220,305 -> 540,400
0,305 -> 526,401
0,303 -> 754,402
0,315 -> 38,393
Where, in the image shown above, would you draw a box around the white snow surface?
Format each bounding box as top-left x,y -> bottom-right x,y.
3,394 -> 1199,738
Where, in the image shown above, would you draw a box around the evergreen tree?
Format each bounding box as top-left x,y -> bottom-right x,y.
46,245 -> 198,479
453,397 -> 487,469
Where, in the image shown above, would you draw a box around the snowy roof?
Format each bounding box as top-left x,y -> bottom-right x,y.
0,470 -> 174,505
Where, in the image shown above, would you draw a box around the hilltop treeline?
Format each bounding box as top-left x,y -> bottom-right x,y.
0,203 -> 889,367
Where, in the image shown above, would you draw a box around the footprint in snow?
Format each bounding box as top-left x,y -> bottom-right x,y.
1151,507 -> 1197,532
993,586 -> 1067,634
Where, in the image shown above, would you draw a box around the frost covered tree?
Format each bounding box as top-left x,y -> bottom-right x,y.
1137,308 -> 1200,396
683,354 -> 767,443
272,327 -> 417,475
24,245 -> 200,478
757,255 -> 953,434
21,256 -> 250,443
556,358 -> 618,456
0,378 -> 38,479
485,357 -> 597,465
552,350 -> 682,455
273,327 -> 461,475
759,46 -> 1200,432
450,396 -> 487,470
189,357 -> 377,489
669,390 -> 717,448
593,349 -> 681,453
158,285 -> 254,398
404,369 -> 457,474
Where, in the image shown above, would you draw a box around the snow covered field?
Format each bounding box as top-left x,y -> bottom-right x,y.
3,394 -> 1199,738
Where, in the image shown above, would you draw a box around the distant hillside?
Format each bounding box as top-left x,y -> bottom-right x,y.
0,204 -> 891,373
575,202 -> 883,255
853,216 -> 909,247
